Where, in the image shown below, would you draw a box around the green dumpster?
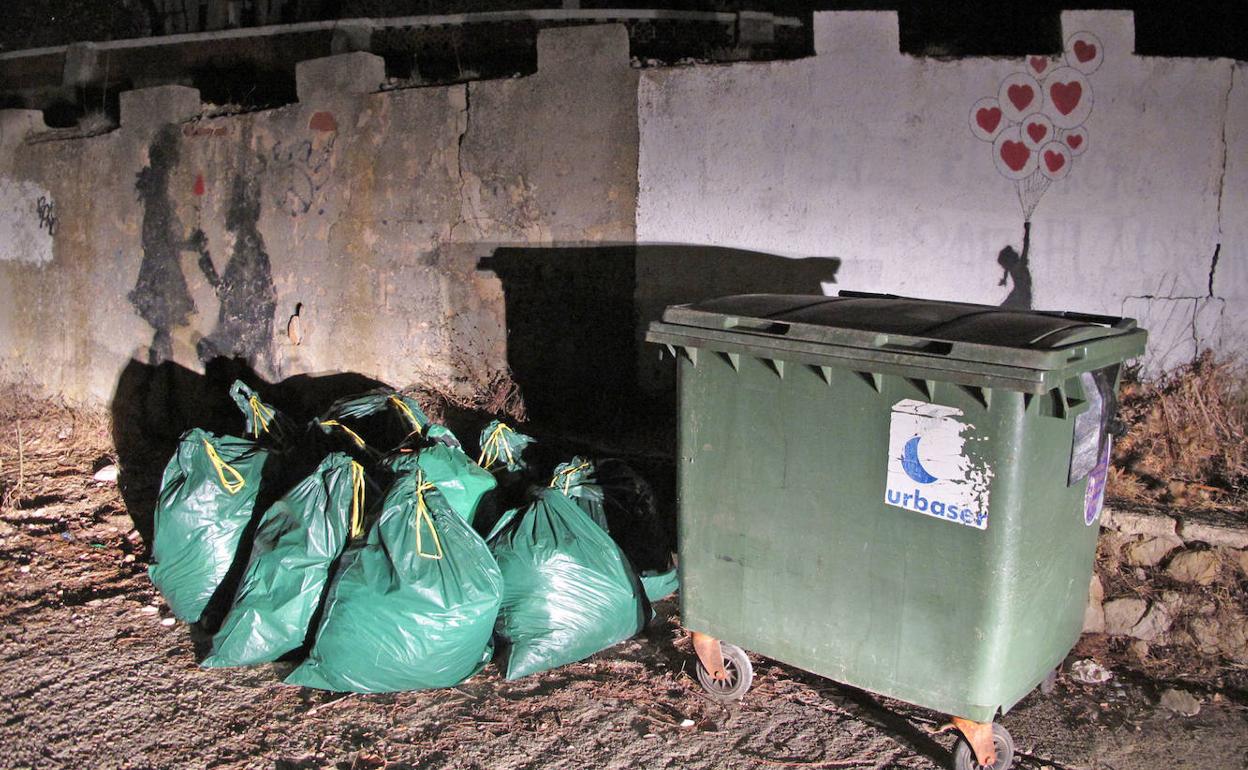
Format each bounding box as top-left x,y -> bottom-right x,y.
646,291 -> 1146,770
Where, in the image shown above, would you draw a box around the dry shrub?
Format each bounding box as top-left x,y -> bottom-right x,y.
1110,351 -> 1248,509
402,370 -> 526,427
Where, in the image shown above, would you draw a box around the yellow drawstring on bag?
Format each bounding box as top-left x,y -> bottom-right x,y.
349,461 -> 366,538
204,440 -> 246,495
477,422 -> 517,470
247,395 -> 274,438
389,395 -> 424,438
320,419 -> 368,449
413,473 -> 444,560
549,461 -> 592,494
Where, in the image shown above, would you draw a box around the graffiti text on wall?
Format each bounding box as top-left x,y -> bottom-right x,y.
0,177 -> 55,265
36,196 -> 58,236
262,111 -> 339,217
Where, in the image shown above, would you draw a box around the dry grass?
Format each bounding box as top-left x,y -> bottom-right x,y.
1109,351 -> 1248,510
0,385 -> 114,512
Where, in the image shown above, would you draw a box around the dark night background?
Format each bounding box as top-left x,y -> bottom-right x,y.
2,2 -> 1246,60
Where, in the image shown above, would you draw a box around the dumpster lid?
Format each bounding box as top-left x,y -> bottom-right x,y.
674,292 -> 1136,350
651,291 -> 1146,386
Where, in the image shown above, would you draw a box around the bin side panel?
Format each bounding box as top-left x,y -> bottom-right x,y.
677,351 -> 1100,722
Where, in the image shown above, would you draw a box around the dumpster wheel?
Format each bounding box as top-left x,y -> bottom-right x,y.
952,722 -> 1014,770
695,642 -> 753,702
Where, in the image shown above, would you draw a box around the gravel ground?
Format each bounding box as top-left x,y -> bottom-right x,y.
1,397 -> 1246,770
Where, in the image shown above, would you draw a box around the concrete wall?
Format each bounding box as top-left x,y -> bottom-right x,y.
1,14 -> 1244,409
638,10 -> 1246,375
0,25 -> 637,404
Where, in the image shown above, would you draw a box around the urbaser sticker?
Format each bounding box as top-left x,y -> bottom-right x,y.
885,400 -> 994,530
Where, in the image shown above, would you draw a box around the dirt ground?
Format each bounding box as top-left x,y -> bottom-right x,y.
2,399 -> 1247,770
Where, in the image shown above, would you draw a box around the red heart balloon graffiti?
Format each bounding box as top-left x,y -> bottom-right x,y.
1026,122 -> 1048,143
1074,40 -> 1097,63
1050,81 -> 1082,115
1066,133 -> 1083,150
1044,150 -> 1066,173
1007,84 -> 1035,112
1000,141 -> 1030,172
976,107 -> 1003,133
1030,56 -> 1047,74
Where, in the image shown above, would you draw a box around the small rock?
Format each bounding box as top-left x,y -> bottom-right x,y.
1083,573 -> 1105,632
93,464 -> 119,483
1231,548 -> 1248,579
18,565 -> 30,574
1104,597 -> 1147,636
1158,590 -> 1186,615
1166,550 -> 1220,585
1102,508 -> 1177,538
1129,639 -> 1150,660
680,719 -> 695,728
1178,520 -> 1248,550
1131,603 -> 1172,643
1070,659 -> 1112,684
139,605 -> 158,615
160,617 -> 176,627
1158,688 -> 1200,717
1190,617 -> 1222,654
123,554 -> 136,563
87,599 -> 102,607
1219,614 -> 1248,663
1125,535 -> 1183,567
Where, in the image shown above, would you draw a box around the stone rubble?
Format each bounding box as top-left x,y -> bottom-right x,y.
1088,507 -> 1248,664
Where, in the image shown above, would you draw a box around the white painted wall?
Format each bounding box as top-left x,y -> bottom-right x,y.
638,11 -> 1242,374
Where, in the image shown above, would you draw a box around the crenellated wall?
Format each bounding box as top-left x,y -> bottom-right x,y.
1,13 -> 1244,408
0,25 -> 638,403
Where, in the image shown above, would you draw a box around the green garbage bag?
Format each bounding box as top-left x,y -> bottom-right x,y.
549,458 -> 608,530
228,380 -> 296,447
286,463 -> 504,692
552,459 -> 678,604
321,389 -> 432,450
413,443 -> 496,526
201,453 -> 369,667
639,569 -> 679,603
149,428 -> 269,623
477,420 -> 536,473
487,465 -> 648,680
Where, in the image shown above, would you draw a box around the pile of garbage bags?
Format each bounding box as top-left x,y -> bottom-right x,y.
146,380 -> 676,693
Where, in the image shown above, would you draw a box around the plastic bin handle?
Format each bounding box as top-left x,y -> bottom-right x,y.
722,317 -> 792,335
1050,311 -> 1137,331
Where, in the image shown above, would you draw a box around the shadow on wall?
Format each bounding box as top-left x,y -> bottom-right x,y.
635,244 -> 842,397
480,244 -> 841,434
110,356 -> 388,548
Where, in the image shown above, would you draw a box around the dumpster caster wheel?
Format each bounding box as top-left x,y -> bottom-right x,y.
952,723 -> 1014,770
695,642 -> 753,702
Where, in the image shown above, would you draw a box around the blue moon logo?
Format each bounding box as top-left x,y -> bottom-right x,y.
901,436 -> 938,484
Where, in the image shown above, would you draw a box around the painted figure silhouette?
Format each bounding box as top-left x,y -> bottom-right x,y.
128,125 -> 208,364
997,220 -> 1032,310
196,174 -> 277,371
